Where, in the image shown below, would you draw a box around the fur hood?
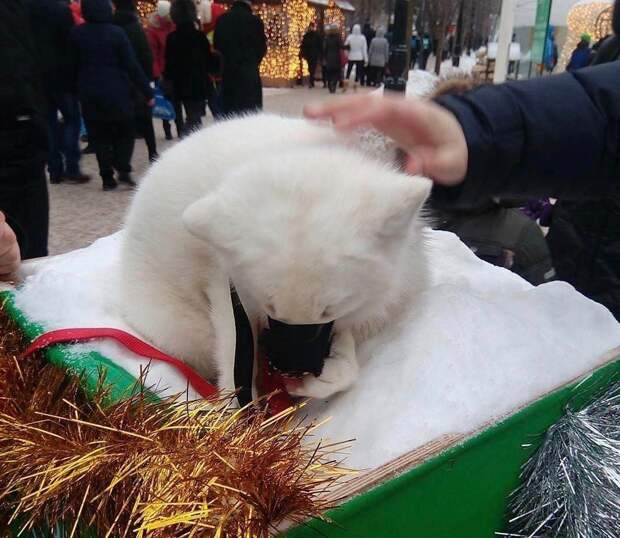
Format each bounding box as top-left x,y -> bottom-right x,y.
81,0 -> 113,23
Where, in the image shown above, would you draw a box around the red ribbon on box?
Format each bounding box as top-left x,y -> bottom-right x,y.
19,327 -> 293,414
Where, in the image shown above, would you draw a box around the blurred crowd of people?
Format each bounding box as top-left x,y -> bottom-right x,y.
14,0 -> 266,193
300,19 -> 393,93
0,0 -> 266,262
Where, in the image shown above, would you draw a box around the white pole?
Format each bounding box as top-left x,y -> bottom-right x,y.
494,0 -> 516,83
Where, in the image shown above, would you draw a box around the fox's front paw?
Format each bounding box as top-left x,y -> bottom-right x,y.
286,329 -> 358,399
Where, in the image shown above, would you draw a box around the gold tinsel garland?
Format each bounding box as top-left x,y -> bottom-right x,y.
0,306 -> 351,537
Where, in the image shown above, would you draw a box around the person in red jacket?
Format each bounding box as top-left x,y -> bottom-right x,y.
146,0 -> 176,139
69,0 -> 84,24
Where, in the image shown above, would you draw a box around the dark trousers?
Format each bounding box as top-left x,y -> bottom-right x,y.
326,68 -> 340,93
1,167 -> 49,259
174,99 -> 204,137
163,120 -> 173,138
46,92 -> 82,180
421,50 -> 431,70
367,65 -> 384,86
135,107 -> 157,158
410,50 -> 419,68
346,60 -> 365,82
304,57 -> 318,87
82,105 -> 134,183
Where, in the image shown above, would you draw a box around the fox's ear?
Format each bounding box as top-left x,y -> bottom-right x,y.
182,195 -> 237,248
376,177 -> 431,239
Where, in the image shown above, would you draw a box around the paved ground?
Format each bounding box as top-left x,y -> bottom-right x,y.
48,85 -> 358,255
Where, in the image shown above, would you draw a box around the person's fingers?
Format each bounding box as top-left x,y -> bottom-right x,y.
303,94 -> 382,121
0,222 -> 13,256
0,219 -> 19,271
0,234 -> 20,277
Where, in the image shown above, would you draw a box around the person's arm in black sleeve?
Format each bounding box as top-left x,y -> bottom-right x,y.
116,29 -> 153,100
66,29 -> 80,94
432,63 -> 619,208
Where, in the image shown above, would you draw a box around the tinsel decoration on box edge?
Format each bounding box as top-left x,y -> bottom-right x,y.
502,380 -> 620,538
0,304 -> 353,538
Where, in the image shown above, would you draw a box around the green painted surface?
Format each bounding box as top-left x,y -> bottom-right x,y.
287,358 -> 620,538
531,0 -> 553,64
1,291 -> 157,403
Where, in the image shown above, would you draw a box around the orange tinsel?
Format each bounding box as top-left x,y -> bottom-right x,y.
0,306 -> 351,537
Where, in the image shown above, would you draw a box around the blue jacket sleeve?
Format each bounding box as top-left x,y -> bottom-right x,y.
433,63 -> 620,208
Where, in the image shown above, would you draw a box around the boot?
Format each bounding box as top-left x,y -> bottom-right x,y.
102,177 -> 118,191
117,172 -> 136,188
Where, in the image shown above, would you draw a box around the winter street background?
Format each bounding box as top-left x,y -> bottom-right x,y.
49,86 -> 343,255
49,63 -> 458,256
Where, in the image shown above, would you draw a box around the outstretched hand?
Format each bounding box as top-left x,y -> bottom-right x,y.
304,94 -> 469,186
0,212 -> 20,278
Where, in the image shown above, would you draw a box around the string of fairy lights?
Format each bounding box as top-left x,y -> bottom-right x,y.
135,0 -> 348,81
557,1 -> 613,72
136,0 -> 157,21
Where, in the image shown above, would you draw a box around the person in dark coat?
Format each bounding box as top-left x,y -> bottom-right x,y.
306,61 -> 620,320
361,18 -> 375,85
300,22 -> 322,88
566,34 -> 592,71
0,0 -> 49,259
112,0 -> 159,162
28,0 -> 90,185
592,1 -> 620,66
429,76 -> 555,286
214,0 -> 267,115
323,24 -> 344,94
421,32 -> 433,70
68,0 -> 153,190
165,0 -> 218,135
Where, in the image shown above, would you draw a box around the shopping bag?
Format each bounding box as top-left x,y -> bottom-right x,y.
152,83 -> 176,121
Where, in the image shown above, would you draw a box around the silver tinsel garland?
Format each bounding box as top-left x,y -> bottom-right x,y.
500,382 -> 620,538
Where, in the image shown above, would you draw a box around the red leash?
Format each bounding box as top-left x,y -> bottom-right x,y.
19,327 -> 293,413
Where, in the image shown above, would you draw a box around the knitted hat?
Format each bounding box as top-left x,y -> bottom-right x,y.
157,0 -> 171,17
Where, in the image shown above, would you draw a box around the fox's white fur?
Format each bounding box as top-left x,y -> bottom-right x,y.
120,114 -> 431,398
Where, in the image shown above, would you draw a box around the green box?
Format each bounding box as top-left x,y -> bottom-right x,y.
3,292 -> 619,537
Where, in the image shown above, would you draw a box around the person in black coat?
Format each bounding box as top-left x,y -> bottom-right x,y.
323,25 -> 344,94
300,22 -> 322,88
68,0 -> 153,190
28,0 -> 90,185
214,0 -> 267,115
0,0 -> 49,259
592,0 -> 620,66
306,61 -> 620,320
112,0 -> 159,162
165,0 -> 218,135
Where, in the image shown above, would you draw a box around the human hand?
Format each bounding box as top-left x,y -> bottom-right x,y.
304,94 -> 468,185
147,98 -> 155,107
0,212 -> 20,278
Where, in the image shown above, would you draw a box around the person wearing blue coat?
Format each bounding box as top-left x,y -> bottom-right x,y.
566,34 -> 593,71
68,0 -> 153,190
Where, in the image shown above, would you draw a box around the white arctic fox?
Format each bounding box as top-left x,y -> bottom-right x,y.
120,114 -> 431,398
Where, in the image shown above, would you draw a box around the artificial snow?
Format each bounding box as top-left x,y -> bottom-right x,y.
13,231 -> 620,470
405,54 -> 477,99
